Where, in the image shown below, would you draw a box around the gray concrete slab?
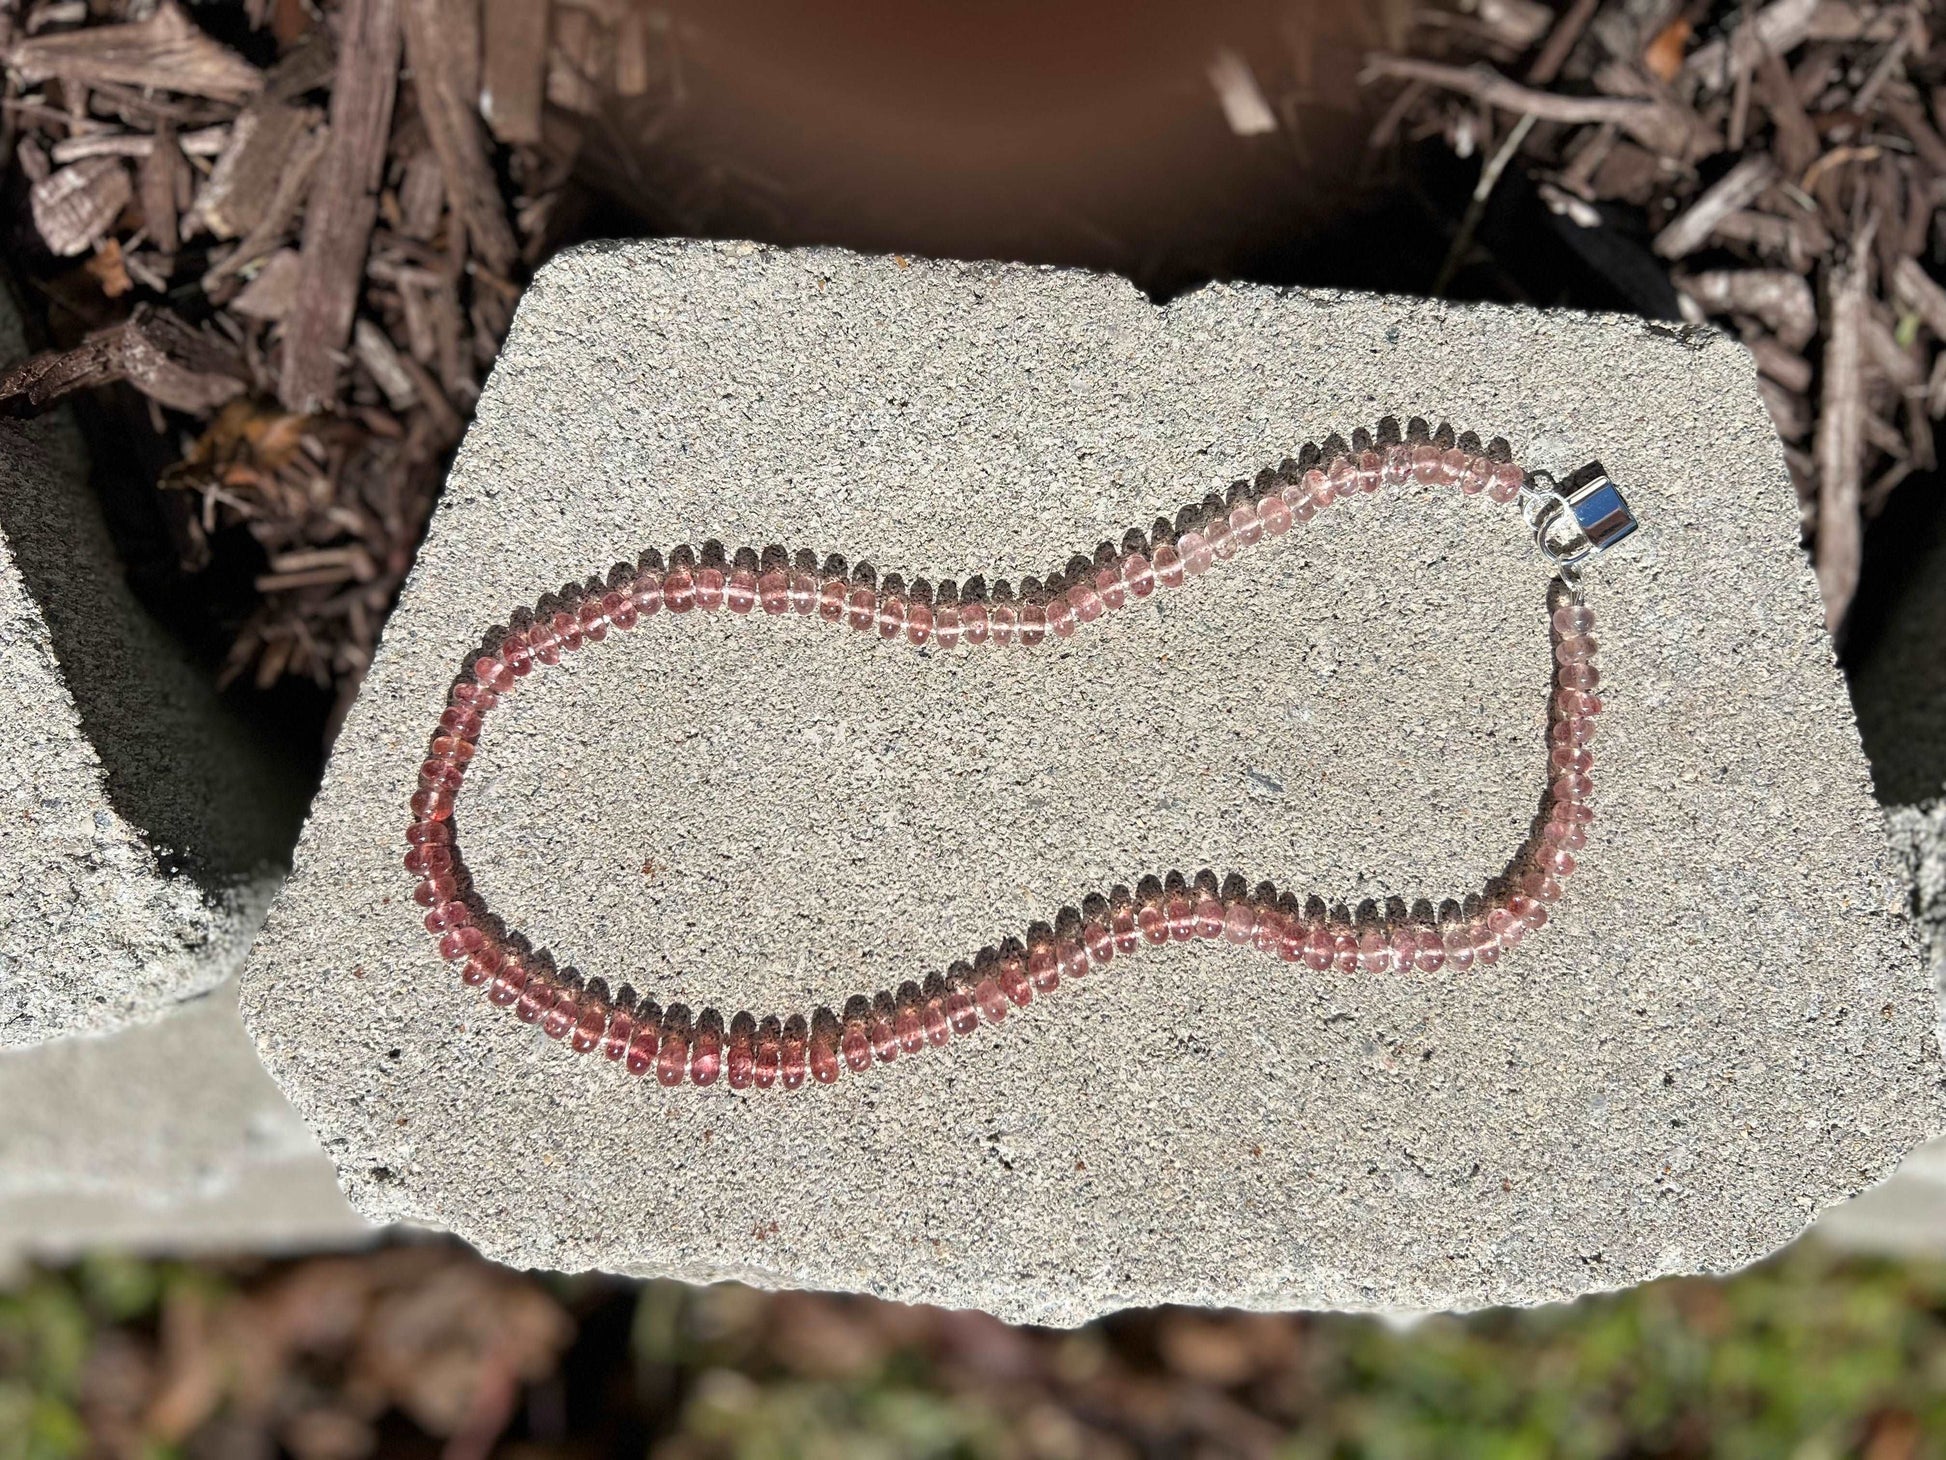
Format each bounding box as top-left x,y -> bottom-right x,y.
0,978 -> 369,1275
242,241 -> 1940,1325
0,280 -> 303,1046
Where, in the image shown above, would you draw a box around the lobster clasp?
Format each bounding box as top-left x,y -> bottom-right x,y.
1521,462 -> 1638,581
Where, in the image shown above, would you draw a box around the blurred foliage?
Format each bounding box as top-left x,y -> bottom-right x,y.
3,1240 -> 1946,1459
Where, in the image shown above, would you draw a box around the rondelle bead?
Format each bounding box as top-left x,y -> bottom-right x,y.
1276,913 -> 1306,964
406,819 -> 452,847
1027,940 -> 1060,993
1257,495 -> 1292,536
408,788 -> 453,822
1110,897 -> 1140,953
450,680 -> 498,712
758,569 -> 790,614
1553,602 -> 1595,636
605,590 -> 636,631
1508,895 -> 1548,930
906,601 -> 933,645
1153,543 -> 1185,589
997,950 -> 1036,1005
1229,501 -> 1262,547
552,610 -> 584,653
602,1006 -> 635,1062
976,977 -> 1009,1024
418,759 -> 463,793
514,976 -> 555,1025
1543,817 -> 1588,852
990,604 -> 1017,644
869,1004 -> 900,1062
1206,515 -> 1235,560
841,1016 -> 873,1072
1046,593 -> 1076,638
847,585 -> 876,632
577,599 -> 609,642
1487,905 -> 1524,949
1550,746 -> 1594,775
960,600 -> 990,644
1083,918 -> 1116,965
1164,891 -> 1195,942
1390,926 -> 1419,973
1070,584 -> 1105,624
656,1020 -> 690,1086
1094,563 -> 1127,610
1191,891 -> 1225,939
1551,717 -> 1597,748
809,1021 -> 842,1085
487,958 -> 528,1008
896,989 -> 927,1052
1472,923 -> 1502,966
439,705 -> 483,739
1439,447 -> 1470,486
1555,635 -> 1598,664
1553,772 -> 1596,803
1355,449 -> 1384,494
877,594 -> 907,639
1331,929 -> 1359,972
1412,929 -> 1446,974
1328,456 -> 1358,499
755,1017 -> 783,1088
694,567 -> 726,612
727,1014 -> 757,1087
725,569 -> 757,614
625,1003 -> 661,1076
1383,446 -> 1412,486
459,947 -> 503,987
1018,602 -> 1047,646
1455,455 -> 1488,495
933,603 -> 961,649
472,655 -> 514,693
691,1017 -> 724,1085
1486,461 -> 1524,503
1222,899 -> 1257,945
1057,936 -> 1089,980
1410,443 -> 1441,486
780,1018 -> 810,1089
428,735 -> 475,765
542,987 -> 578,1040
1357,928 -> 1392,973
818,577 -> 847,622
664,567 -> 697,612
1302,926 -> 1333,972
945,985 -> 980,1035
1122,552 -> 1156,597
788,571 -> 818,614
1302,467 -> 1334,507
1541,847 -> 1578,877
1443,925 -> 1475,971
1560,662 -> 1600,693
571,1000 -> 606,1053
499,633 -> 533,677
1522,870 -> 1565,904
438,925 -> 485,961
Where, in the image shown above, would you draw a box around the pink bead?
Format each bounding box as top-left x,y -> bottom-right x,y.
1137,899 -> 1167,946
694,568 -> 726,612
1258,496 -> 1292,536
438,926 -> 484,962
945,986 -> 979,1035
1443,927 -> 1475,971
1165,892 -> 1195,942
960,601 -> 990,644
1439,447 -> 1469,486
1544,817 -> 1588,852
631,571 -> 664,617
976,977 -> 1008,1024
1302,467 -> 1333,508
428,735 -> 474,764
1413,929 -> 1446,973
877,594 -> 906,639
847,586 -> 876,632
997,952 -> 1032,1006
578,598 -> 610,642
1553,603 -> 1595,636
603,591 -> 635,631
808,1024 -> 841,1084
817,578 -> 846,622
868,1005 -> 899,1062
1523,870 -> 1565,904
1094,563 -> 1126,610
1390,926 -> 1418,972
727,1018 -> 756,1088
788,571 -> 817,613
489,959 -> 531,1010
1411,443 -> 1441,485
1509,895 -> 1548,930
1559,663 -> 1600,695
1541,847 -> 1577,877
1355,450 -> 1384,494
1551,717 -> 1597,748
1044,594 -> 1076,640
1277,915 -> 1305,964
1083,919 -> 1115,965
906,601 -> 933,645
472,655 -> 513,693
439,705 -> 482,738
1018,602 -> 1048,646
726,569 -> 757,614
1554,773 -> 1595,803
572,1000 -> 606,1052
460,949 -> 501,987
841,1018 -> 872,1072
1058,937 -> 1089,980
543,989 -> 577,1040
1222,900 -> 1257,944
1555,635 -> 1598,664
1487,906 -> 1524,949
499,632 -> 533,677
691,1019 -> 723,1084
1302,926 -> 1333,971
755,1019 -> 783,1088
624,1012 -> 659,1075
1252,905 -> 1285,958
1472,924 -> 1502,966
1357,929 -> 1392,973
1179,531 -> 1214,576
515,977 -> 555,1025
1122,553 -> 1156,597
1331,930 -> 1359,972
1550,746 -> 1594,775
1205,514 -> 1235,560
758,569 -> 790,614
934,604 -> 961,649
1154,544 -> 1185,588
602,1007 -> 635,1062
895,992 -> 926,1052
664,568 -> 697,613
1191,891 -> 1224,939
780,1020 -> 810,1089
406,818 -> 452,846
1028,941 -> 1059,993
1228,501 -> 1261,547
1069,584 -> 1103,624
990,604 -> 1017,644
1486,462 -> 1524,503
408,789 -> 452,822
1327,456 -> 1357,499
657,1023 -> 689,1086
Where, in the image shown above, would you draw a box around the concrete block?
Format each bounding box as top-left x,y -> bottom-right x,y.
242,241 -> 1940,1324
0,281 -> 301,1046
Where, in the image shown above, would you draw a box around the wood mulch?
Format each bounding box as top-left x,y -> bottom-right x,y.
0,0 -> 1941,737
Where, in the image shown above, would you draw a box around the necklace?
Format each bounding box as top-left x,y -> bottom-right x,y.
404,415 -> 1637,1092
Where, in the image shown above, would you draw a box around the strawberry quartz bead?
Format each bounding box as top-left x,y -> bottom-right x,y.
1355,450 -> 1384,494
758,569 -> 790,614
1331,929 -> 1359,971
1046,593 -> 1076,638
788,571 -> 817,613
691,1013 -> 724,1085
1413,928 -> 1447,973
694,567 -> 727,611
1277,912 -> 1306,963
959,600 -> 990,644
725,570 -> 757,614
554,609 -> 585,653
1217,897 -> 1256,945
405,819 -> 451,847
1560,662 -> 1601,694
877,594 -> 907,639
1094,563 -> 1126,610
990,604 -> 1018,644
1508,894 -> 1548,930
571,998 -> 606,1053
472,654 -> 514,693
487,956 -> 527,1007
630,569 -> 664,617
656,1013 -> 690,1087
1442,924 -> 1475,972
1083,918 -> 1116,965
1251,903 -> 1284,956
1545,816 -> 1589,851
841,1013 -> 873,1071
664,567 -> 697,612
604,589 -> 636,631
577,598 -> 610,643
543,985 -> 579,1040
933,602 -> 961,649
976,975 -> 1009,1024
1192,890 -> 1224,939
439,925 -> 485,962
428,735 -> 474,765
922,987 -> 952,1046
818,577 -> 847,622
515,975 -> 556,1025
944,982 -> 980,1034
754,1016 -> 783,1088
625,1003 -> 661,1076
895,985 -> 928,1051
1554,773 -> 1596,803
1486,461 -> 1524,503
1122,552 -> 1156,597
1110,895 -> 1140,953
1550,746 -> 1594,775
1551,717 -> 1598,748
1390,925 -> 1419,972
1018,601 -> 1048,646
1487,905 -> 1525,949
499,632 -> 534,677
1456,454 -> 1489,494
1300,467 -> 1333,509
1228,501 -> 1262,548
808,1018 -> 842,1085
1327,456 -> 1358,500
780,1017 -> 810,1090
906,600 -> 933,645
1555,635 -> 1598,664
1070,583 -> 1105,624
1258,495 -> 1292,536
1472,924 -> 1503,966
601,1004 -> 636,1062
1205,513 -> 1235,560
459,946 -> 503,987
996,950 -> 1032,1006
1541,847 -> 1578,878
869,999 -> 901,1061
1357,929 -> 1392,973
1301,926 -> 1332,972
1057,936 -> 1089,981
847,585 -> 876,632
408,788 -> 452,822
727,1013 -> 757,1088
1164,890 -> 1195,942
1178,531 -> 1214,577
1027,940 -> 1060,994
1153,543 -> 1185,589
1553,602 -> 1595,636
439,704 -> 482,738
1522,869 -> 1565,904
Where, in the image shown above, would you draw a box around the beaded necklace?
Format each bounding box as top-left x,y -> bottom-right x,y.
404,415 -> 1637,1092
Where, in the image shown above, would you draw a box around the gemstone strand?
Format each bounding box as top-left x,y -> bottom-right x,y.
407,416 -> 1603,1092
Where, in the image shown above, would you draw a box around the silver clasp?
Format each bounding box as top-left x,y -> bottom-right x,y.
1520,463 -> 1638,582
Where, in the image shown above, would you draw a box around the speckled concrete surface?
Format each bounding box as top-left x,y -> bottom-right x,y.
242,241 -> 1940,1324
0,978 -> 369,1273
0,280 -> 302,1046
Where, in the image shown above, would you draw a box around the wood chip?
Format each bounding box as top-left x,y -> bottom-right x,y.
29,157 -> 131,256
190,101 -> 319,240
0,304 -> 247,416
280,0 -> 402,413
230,248 -> 305,320
6,0 -> 263,104
138,122 -> 183,255
49,124 -> 229,163
481,0 -> 547,144
1747,333 -> 1814,393
402,0 -> 517,275
1893,256 -> 1946,342
1814,257 -> 1868,628
396,144 -> 446,241
352,318 -> 418,410
1679,267 -> 1817,349
1685,0 -> 1820,88
200,120 -> 329,293
1653,156 -> 1778,259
